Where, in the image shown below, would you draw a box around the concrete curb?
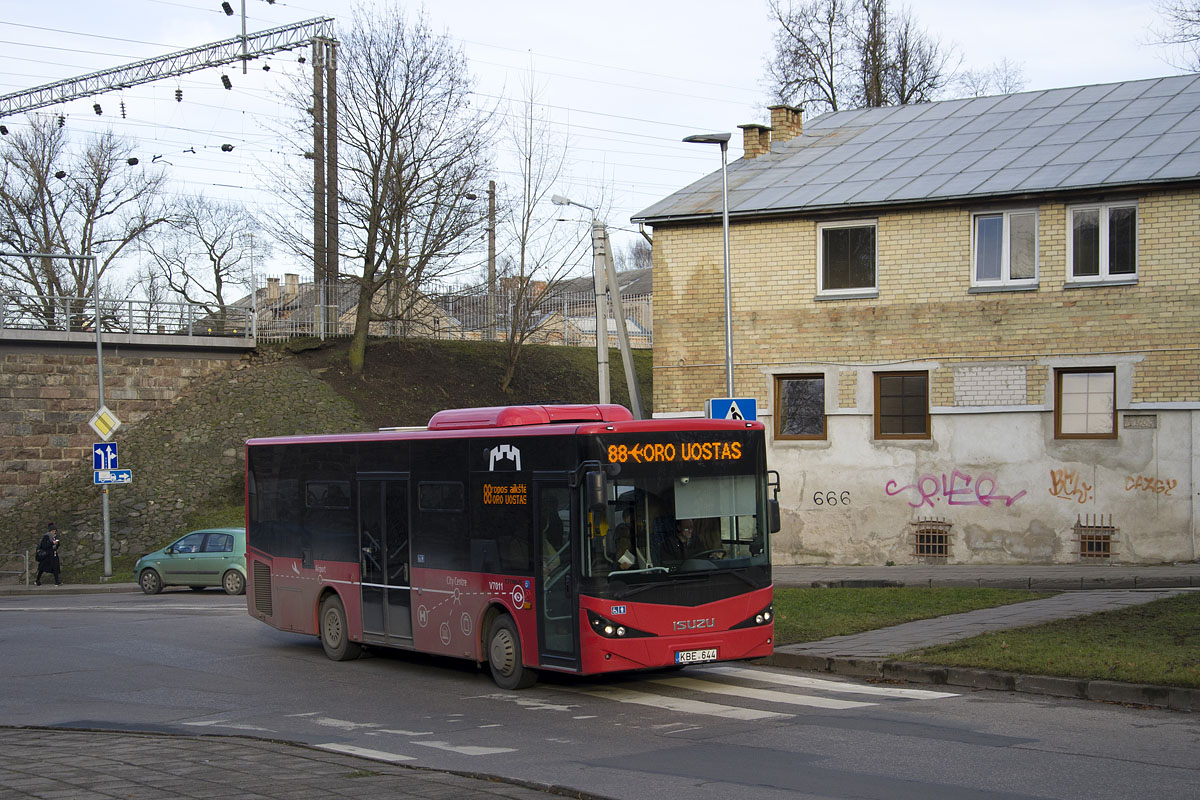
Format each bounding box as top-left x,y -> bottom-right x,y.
760,652 -> 1199,712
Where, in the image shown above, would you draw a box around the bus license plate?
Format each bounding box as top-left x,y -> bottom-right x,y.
675,648 -> 717,664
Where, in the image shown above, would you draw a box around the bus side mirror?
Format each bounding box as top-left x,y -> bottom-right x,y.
767,469 -> 781,533
586,470 -> 607,512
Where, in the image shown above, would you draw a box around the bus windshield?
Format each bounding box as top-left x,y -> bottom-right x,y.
582,470 -> 769,583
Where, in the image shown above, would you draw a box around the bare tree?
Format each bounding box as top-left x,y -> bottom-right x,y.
615,238 -> 652,271
495,73 -> 590,392
766,0 -> 855,111
267,5 -> 494,374
1152,1 -> 1200,69
0,116 -> 170,329
766,0 -> 956,112
958,58 -> 1027,98
138,194 -> 264,329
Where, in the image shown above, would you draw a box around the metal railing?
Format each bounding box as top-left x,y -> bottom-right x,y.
0,552 -> 29,586
0,296 -> 255,339
254,286 -> 653,348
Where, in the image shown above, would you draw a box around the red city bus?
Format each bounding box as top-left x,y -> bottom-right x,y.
244,404 -> 779,688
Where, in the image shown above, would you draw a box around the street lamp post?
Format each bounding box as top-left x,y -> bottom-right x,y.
551,194 -> 609,404
683,132 -> 734,398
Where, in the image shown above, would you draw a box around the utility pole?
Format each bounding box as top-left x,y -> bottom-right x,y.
310,37 -> 339,338
487,180 -> 496,339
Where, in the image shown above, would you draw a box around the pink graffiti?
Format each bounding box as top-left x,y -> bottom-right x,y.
885,469 -> 1027,509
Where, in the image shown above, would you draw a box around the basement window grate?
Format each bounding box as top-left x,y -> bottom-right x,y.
911,518 -> 951,562
1075,514 -> 1117,560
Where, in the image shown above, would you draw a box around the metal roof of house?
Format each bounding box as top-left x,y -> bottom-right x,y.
633,74 -> 1200,224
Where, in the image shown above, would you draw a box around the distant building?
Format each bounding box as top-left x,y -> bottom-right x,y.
238,267 -> 653,348
634,76 -> 1200,565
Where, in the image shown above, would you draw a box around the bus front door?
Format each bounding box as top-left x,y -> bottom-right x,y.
359,477 -> 412,641
535,482 -> 578,669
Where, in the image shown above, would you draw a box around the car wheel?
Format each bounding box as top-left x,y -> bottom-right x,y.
189,586 -> 206,592
319,594 -> 362,661
139,569 -> 163,595
222,570 -> 246,596
487,615 -> 536,690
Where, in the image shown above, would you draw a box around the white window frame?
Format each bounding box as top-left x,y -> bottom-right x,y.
817,219 -> 878,298
1066,202 -> 1138,286
971,209 -> 1039,289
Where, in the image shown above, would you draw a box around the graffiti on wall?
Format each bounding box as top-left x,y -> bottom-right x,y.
1125,475 -> 1178,496
1049,468 -> 1093,504
885,469 -> 1027,509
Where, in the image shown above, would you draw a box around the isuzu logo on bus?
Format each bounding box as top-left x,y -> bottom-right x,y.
673,617 -> 716,631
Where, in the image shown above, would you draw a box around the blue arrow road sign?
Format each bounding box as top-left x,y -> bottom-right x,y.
94,469 -> 132,485
93,442 -> 118,470
707,398 -> 757,421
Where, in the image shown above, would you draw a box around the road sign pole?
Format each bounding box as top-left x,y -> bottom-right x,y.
93,255 -> 112,579
102,488 -> 111,577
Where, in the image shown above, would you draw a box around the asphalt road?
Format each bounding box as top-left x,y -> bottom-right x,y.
2,591 -> 1197,800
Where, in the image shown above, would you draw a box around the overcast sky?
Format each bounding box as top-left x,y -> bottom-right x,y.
0,0 -> 1184,283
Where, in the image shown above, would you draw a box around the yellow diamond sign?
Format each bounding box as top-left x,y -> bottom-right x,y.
89,406 -> 122,441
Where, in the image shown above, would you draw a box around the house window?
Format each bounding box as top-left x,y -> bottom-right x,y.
1067,203 -> 1137,283
818,221 -> 877,296
874,371 -> 929,440
1055,368 -> 1116,439
972,210 -> 1037,287
775,375 -> 826,440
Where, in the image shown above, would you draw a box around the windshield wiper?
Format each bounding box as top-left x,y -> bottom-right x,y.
607,566 -> 668,578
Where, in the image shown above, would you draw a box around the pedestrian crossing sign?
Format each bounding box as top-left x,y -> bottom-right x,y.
707,398 -> 757,421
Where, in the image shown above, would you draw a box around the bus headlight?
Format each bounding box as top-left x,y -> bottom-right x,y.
586,609 -> 653,639
731,603 -> 774,630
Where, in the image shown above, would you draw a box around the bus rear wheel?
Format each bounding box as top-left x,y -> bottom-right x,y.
319,594 -> 362,662
487,615 -> 536,690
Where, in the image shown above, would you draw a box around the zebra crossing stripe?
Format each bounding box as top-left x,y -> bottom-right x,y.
315,743 -> 415,762
646,676 -> 875,710
577,685 -> 791,720
703,665 -> 959,699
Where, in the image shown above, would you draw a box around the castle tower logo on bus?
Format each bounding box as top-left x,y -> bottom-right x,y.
606,440 -> 743,464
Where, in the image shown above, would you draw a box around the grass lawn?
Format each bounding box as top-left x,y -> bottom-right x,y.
773,586 -> 1053,644
906,591 -> 1200,689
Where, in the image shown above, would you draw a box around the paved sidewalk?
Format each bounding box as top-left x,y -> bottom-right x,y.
0,727 -> 600,800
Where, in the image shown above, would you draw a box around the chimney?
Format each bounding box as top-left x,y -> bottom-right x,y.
768,104 -> 803,144
267,277 -> 280,302
738,123 -> 771,159
284,273 -> 299,300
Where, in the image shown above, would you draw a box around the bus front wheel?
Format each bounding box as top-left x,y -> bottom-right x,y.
319,594 -> 362,662
487,615 -> 536,690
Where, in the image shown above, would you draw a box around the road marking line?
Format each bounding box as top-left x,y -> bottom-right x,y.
575,685 -> 791,720
703,665 -> 959,699
315,743 -> 415,763
413,740 -> 517,756
182,720 -> 275,732
647,676 -> 875,710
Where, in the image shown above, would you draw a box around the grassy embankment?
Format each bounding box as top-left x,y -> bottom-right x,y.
774,586 -> 1200,688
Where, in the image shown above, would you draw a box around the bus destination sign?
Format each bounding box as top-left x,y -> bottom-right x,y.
605,440 -> 743,465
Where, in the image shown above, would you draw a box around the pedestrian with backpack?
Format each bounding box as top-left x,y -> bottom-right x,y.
35,523 -> 62,586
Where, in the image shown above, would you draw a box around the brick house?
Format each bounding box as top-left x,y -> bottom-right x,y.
633,75 -> 1200,565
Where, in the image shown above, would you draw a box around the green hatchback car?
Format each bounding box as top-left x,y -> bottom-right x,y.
135,528 -> 247,595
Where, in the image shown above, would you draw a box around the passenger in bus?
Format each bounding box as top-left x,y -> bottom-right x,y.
658,519 -> 704,564
612,507 -> 638,569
